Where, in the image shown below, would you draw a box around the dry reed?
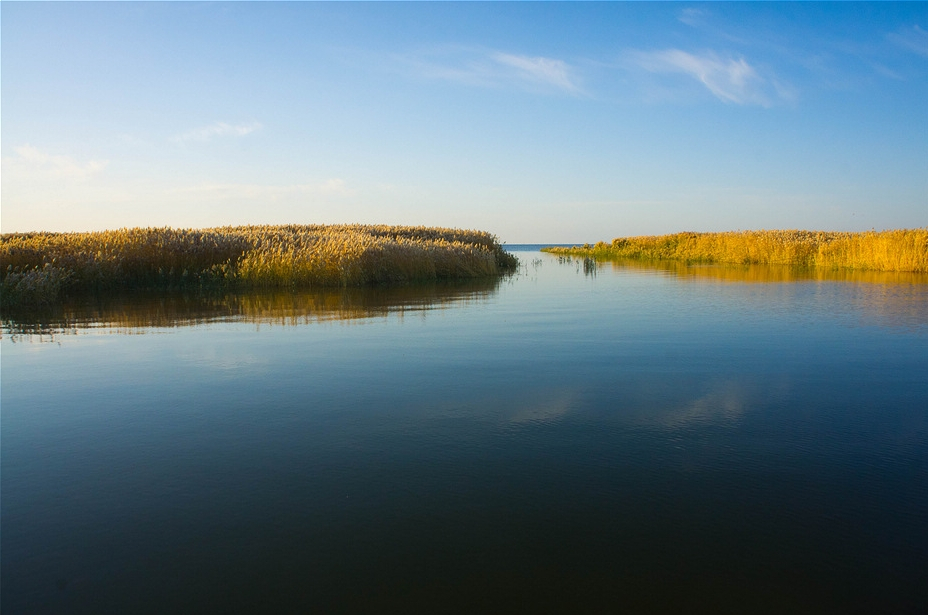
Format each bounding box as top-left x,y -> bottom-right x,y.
543,229 -> 928,273
1,224 -> 518,308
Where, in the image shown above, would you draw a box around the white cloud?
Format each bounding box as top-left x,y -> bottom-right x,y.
870,62 -> 906,81
888,24 -> 928,57
2,145 -> 108,181
171,121 -> 262,143
396,46 -> 582,95
401,50 -> 493,87
628,49 -> 786,106
678,7 -> 708,27
172,179 -> 354,201
492,53 -> 582,93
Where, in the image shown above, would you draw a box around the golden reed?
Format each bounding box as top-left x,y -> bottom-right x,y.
543,229 -> 928,273
1,224 -> 518,307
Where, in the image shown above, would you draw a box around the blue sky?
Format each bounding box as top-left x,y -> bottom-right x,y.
2,2 -> 926,243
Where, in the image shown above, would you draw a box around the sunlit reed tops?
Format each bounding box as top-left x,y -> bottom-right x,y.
543,229 -> 928,273
1,224 -> 519,308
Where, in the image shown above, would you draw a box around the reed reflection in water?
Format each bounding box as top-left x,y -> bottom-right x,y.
1,251 -> 926,614
1,277 -> 505,341
555,254 -> 928,332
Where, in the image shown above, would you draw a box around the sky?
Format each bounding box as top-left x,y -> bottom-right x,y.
1,2 -> 926,243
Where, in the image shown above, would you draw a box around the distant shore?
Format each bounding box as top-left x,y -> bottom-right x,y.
0,224 -> 519,308
542,229 -> 928,273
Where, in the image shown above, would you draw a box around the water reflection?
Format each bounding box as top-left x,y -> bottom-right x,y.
3,251 -> 926,614
598,257 -> 928,285
1,278 -> 504,341
656,380 -> 752,429
596,258 -> 928,332
504,389 -> 580,426
554,255 -> 598,277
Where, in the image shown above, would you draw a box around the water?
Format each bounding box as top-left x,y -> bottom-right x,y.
3,250 -> 927,614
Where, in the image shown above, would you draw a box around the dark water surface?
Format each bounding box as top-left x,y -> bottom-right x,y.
3,250 -> 927,614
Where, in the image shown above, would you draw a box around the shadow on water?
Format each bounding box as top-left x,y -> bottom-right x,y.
0,277 -> 505,340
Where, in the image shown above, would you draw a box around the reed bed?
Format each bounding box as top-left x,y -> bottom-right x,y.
543,229 -> 928,273
1,224 -> 518,308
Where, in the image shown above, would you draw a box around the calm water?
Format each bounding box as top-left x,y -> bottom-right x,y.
2,249 -> 927,614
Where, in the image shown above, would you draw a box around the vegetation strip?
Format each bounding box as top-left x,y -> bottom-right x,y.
1,224 -> 518,308
542,229 -> 928,273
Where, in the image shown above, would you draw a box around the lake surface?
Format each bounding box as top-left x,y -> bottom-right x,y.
3,248 -> 927,614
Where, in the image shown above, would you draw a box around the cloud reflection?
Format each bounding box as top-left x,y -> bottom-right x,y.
505,389 -> 578,426
656,381 -> 751,429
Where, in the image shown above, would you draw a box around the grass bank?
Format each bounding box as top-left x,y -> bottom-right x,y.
1,224 -> 518,308
543,229 -> 928,273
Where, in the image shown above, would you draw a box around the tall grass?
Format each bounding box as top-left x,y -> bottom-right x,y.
543,229 -> 928,273
1,224 -> 518,308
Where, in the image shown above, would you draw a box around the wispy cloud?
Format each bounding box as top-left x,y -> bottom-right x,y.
172,179 -> 354,201
678,7 -> 708,27
627,49 -> 789,106
3,145 -> 108,181
171,121 -> 262,143
888,24 -> 928,57
491,53 -> 582,93
397,46 -> 583,95
869,62 -> 905,81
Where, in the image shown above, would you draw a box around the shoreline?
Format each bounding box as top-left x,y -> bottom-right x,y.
542,229 -> 928,273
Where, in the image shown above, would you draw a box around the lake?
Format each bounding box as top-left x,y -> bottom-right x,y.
2,248 -> 927,614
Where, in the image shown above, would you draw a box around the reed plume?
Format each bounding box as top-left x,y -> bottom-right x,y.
1,224 -> 518,308
543,230 -> 928,273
